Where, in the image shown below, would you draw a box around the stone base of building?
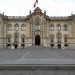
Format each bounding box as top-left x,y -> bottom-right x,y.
0,43 -> 75,49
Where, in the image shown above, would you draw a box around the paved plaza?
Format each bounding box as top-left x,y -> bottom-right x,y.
0,46 -> 75,64
0,46 -> 75,75
0,70 -> 75,75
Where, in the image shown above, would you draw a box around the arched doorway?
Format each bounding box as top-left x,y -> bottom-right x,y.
35,35 -> 40,45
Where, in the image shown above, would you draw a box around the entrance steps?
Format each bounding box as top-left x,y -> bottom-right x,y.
0,64 -> 75,70
25,46 -> 50,50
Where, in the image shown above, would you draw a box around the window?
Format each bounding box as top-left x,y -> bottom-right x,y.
7,34 -> 12,43
14,32 -> 19,43
57,24 -> 61,31
64,37 -> 67,42
57,37 -> 61,43
56,32 -> 62,43
7,24 -> 12,31
51,38 -> 54,43
14,23 -> 19,31
34,16 -> 40,30
21,34 -> 25,43
63,24 -> 68,31
50,34 -> 54,43
64,44 -> 68,46
21,24 -> 26,31
49,24 -> 54,31
64,34 -> 68,43
35,16 -> 40,26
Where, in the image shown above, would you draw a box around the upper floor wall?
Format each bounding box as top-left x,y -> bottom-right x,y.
1,7 -> 75,38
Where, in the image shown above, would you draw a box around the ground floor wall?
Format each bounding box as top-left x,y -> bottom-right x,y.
0,37 -> 75,49
0,43 -> 75,49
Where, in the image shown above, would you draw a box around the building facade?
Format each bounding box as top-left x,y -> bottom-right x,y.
0,7 -> 75,49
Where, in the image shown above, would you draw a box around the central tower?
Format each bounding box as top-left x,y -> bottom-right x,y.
32,7 -> 43,45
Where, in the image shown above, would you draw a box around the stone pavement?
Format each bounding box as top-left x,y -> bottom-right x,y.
0,46 -> 75,64
0,70 -> 75,75
0,46 -> 75,75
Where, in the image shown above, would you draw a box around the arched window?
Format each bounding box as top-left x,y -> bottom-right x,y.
64,34 -> 68,43
14,23 -> 19,31
14,32 -> 19,43
35,17 -> 40,26
49,24 -> 54,31
57,24 -> 61,31
7,24 -> 12,30
34,17 -> 40,30
63,24 -> 68,31
50,34 -> 54,43
21,34 -> 25,43
21,24 -> 26,31
7,34 -> 12,43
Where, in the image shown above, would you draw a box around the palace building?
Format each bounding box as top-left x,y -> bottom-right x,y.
0,7 -> 75,49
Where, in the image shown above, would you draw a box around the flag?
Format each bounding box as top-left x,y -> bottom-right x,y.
36,0 -> 38,4
33,2 -> 36,8
33,0 -> 38,8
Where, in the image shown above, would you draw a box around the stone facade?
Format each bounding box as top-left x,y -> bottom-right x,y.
0,7 -> 75,49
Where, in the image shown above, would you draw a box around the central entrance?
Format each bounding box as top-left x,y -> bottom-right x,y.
35,35 -> 40,45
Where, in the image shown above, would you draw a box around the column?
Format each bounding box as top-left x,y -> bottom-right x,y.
18,35 -> 21,48
54,34 -> 57,48
61,34 -> 64,49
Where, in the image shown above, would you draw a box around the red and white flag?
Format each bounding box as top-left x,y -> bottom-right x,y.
33,0 -> 38,8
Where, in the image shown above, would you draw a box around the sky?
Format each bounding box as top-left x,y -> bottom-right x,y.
0,0 -> 75,16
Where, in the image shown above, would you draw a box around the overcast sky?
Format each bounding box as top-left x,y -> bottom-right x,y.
0,0 -> 75,16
